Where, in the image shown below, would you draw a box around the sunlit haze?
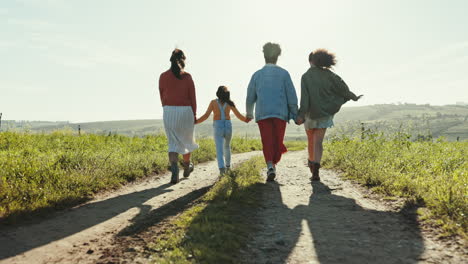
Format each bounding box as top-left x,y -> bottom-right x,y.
1,0 -> 467,122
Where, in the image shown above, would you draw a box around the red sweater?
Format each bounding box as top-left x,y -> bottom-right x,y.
159,70 -> 197,117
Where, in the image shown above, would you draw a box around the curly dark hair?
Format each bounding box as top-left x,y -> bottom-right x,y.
309,49 -> 336,69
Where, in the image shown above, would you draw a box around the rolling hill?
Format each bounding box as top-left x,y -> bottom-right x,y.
3,104 -> 468,141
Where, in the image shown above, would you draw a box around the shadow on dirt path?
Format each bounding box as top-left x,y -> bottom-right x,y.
117,185 -> 210,237
241,150 -> 455,264
298,182 -> 423,263
0,151 -> 260,264
91,186 -> 212,264
0,183 -> 173,260
250,182 -> 423,264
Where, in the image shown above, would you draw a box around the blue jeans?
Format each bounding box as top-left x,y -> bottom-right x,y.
213,120 -> 232,169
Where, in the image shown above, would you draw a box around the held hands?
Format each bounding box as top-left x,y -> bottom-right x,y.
244,115 -> 253,123
295,116 -> 304,125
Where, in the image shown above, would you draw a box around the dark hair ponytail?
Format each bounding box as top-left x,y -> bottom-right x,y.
309,49 -> 336,69
216,86 -> 235,108
170,49 -> 186,79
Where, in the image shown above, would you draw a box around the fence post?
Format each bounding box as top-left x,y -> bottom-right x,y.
0,112 -> 2,131
457,136 -> 460,142
78,125 -> 81,136
361,122 -> 365,140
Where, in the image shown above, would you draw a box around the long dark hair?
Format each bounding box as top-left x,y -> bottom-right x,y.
216,86 -> 235,107
170,49 -> 186,79
309,49 -> 336,69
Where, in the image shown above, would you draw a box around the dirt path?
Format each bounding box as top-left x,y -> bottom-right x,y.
1,150 -> 465,264
241,150 -> 466,264
0,151 -> 260,264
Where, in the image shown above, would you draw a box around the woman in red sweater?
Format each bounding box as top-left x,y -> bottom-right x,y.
159,49 -> 198,184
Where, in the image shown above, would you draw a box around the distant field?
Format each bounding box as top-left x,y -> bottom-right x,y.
3,104 -> 468,141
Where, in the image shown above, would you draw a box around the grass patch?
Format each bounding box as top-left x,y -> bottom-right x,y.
322,134 -> 467,237
284,140 -> 307,151
0,131 -> 263,221
149,156 -> 265,264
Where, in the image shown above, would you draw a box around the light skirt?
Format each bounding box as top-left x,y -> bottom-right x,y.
304,115 -> 334,129
163,106 -> 199,154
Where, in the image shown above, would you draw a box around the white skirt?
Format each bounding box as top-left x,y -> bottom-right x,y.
163,106 -> 199,154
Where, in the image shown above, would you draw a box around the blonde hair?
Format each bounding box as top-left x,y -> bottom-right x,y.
262,42 -> 281,59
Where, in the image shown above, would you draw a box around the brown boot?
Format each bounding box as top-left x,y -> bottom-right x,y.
312,162 -> 321,181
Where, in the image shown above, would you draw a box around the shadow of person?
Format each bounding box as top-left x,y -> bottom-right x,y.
244,180 -> 424,264
118,185 -> 210,236
165,175 -> 266,263
0,182 -> 198,260
290,181 -> 424,264
241,181 -> 303,263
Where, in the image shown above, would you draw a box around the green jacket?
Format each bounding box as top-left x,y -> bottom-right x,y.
298,66 -> 358,119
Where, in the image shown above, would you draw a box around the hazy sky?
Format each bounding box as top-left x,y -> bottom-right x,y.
1,0 -> 467,122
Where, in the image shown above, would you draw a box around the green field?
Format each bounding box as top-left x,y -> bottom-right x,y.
0,132 -> 265,221
1,126 -> 466,239
322,133 -> 468,237
148,135 -> 468,263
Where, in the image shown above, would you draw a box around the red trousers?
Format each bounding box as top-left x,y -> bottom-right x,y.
258,118 -> 287,165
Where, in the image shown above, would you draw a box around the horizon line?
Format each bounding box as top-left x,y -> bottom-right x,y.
2,102 -> 467,124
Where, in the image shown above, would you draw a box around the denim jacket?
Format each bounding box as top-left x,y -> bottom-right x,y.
246,64 -> 298,122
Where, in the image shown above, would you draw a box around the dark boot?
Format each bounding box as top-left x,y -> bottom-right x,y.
308,160 -> 315,174
312,162 -> 321,181
170,162 -> 179,184
183,162 -> 194,178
